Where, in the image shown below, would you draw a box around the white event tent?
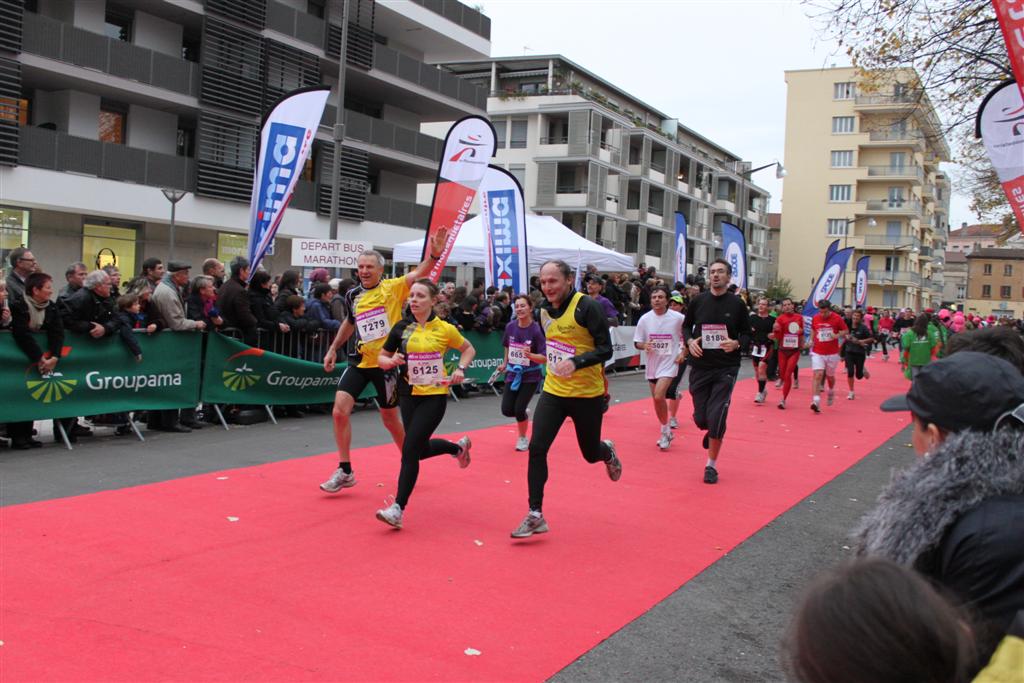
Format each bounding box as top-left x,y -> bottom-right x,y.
391,215 -> 635,272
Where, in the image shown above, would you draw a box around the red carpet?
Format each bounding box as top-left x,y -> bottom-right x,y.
2,358 -> 911,681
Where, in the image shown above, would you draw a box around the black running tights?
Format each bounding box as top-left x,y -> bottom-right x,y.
395,394 -> 460,509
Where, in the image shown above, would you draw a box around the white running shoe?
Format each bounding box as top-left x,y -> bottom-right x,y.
375,499 -> 402,529
455,436 -> 472,468
847,392 -> 855,400
754,391 -> 766,404
657,434 -> 671,450
774,378 -> 783,388
320,467 -> 356,493
777,400 -> 786,410
511,511 -> 548,538
669,416 -> 679,429
515,436 -> 529,451
827,391 -> 835,406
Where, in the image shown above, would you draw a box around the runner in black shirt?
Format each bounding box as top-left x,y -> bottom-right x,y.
682,259 -> 750,484
749,297 -> 775,404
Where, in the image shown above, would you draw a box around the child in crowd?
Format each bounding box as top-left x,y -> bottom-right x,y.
114,293 -> 157,361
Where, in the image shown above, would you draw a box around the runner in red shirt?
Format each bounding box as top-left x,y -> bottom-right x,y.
772,298 -> 804,409
877,309 -> 895,361
807,300 -> 848,413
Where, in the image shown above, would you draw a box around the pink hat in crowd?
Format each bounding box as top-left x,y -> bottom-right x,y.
938,309 -> 951,320
309,268 -> 330,283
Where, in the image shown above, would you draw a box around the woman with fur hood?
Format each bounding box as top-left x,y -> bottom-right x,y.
855,351 -> 1024,667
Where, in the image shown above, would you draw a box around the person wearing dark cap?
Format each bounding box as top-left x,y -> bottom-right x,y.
854,351 -> 1024,667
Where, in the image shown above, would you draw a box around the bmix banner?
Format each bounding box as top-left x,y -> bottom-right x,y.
480,165 -> 529,293
0,332 -> 201,422
802,247 -> 856,323
674,211 -> 688,285
976,79 -> 1024,236
720,222 -> 747,290
247,86 -> 330,277
854,255 -> 870,308
422,116 -> 497,281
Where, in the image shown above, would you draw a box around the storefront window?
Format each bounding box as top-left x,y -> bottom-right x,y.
217,233 -> 248,264
82,224 -> 136,277
0,206 -> 30,269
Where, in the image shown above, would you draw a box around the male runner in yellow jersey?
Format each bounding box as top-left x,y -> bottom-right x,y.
319,228 -> 449,492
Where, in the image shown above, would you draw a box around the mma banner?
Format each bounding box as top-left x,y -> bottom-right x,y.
422,116 -> 497,281
247,86 -> 330,277
721,222 -> 747,290
674,211 -> 688,285
481,165 -> 529,293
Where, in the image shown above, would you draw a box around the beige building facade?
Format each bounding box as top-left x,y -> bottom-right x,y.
779,67 -> 950,310
964,248 -> 1024,319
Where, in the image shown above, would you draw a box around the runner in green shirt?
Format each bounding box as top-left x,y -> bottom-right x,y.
900,314 -> 939,381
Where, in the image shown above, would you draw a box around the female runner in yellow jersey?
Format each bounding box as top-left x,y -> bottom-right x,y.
373,278 -> 475,529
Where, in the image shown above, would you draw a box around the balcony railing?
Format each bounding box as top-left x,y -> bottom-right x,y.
868,270 -> 922,286
540,136 -> 568,145
854,90 -> 922,105
556,184 -> 586,193
21,12 -> 200,97
865,199 -> 922,213
409,0 -> 491,39
364,194 -> 432,230
919,246 -> 933,257
867,129 -> 925,142
17,125 -> 194,191
864,165 -> 924,180
264,0 -> 325,47
323,107 -> 442,162
862,235 -> 921,248
372,44 -> 487,111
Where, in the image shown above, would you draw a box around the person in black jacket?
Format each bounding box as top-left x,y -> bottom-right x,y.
186,275 -> 224,331
857,352 -> 1024,668
249,270 -> 289,344
279,295 -> 320,359
216,257 -> 257,345
9,272 -> 64,449
59,270 -> 116,339
274,270 -> 302,313
113,293 -> 158,360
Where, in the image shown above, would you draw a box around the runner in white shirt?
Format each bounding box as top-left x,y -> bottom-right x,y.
634,286 -> 686,450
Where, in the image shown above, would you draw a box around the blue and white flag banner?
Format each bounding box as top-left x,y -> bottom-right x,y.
247,86 -> 330,278
574,249 -> 584,292
674,211 -> 688,285
802,246 -> 856,324
480,165 -> 529,294
824,239 -> 840,269
721,222 -> 747,290
854,255 -> 870,308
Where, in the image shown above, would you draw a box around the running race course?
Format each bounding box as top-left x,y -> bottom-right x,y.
2,360 -> 911,681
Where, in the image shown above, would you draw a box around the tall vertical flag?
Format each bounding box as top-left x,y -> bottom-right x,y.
421,116 -> 497,281
802,246 -> 856,323
247,86 -> 330,278
993,1 -> 1024,97
854,255 -> 870,308
824,238 -> 840,268
976,80 -> 1024,236
674,211 -> 688,285
720,222 -> 747,290
574,249 -> 584,291
480,165 -> 529,293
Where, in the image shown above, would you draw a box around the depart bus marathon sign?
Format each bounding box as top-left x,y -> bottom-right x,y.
291,239 -> 372,268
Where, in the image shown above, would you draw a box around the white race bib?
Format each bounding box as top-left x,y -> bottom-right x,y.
648,333 -> 674,355
508,341 -> 531,366
817,326 -> 835,343
356,307 -> 390,342
546,340 -> 576,376
752,344 -> 767,358
407,351 -> 444,385
782,334 -> 800,349
701,324 -> 729,350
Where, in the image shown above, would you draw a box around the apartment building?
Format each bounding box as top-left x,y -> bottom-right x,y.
948,222 -> 1024,254
964,248 -> 1024,318
0,0 -> 489,279
941,250 -> 967,306
436,56 -> 773,287
779,66 -> 951,310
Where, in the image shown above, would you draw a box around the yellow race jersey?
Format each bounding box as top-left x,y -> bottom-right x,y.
383,315 -> 465,396
345,276 -> 411,369
540,292 -> 605,398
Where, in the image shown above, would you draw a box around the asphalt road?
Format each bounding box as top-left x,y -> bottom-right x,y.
0,365 -> 912,682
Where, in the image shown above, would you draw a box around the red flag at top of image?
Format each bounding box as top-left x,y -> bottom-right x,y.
421,116 -> 497,282
993,0 -> 1024,98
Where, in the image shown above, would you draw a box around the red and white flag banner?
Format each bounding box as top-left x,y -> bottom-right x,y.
993,0 -> 1024,99
421,116 -> 496,282
976,80 -> 1024,236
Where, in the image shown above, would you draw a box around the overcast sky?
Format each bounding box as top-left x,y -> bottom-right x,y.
476,0 -> 977,230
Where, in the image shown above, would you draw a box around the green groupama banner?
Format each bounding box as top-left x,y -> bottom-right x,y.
200,332 -> 346,406
444,330 -> 505,383
0,331 -> 202,422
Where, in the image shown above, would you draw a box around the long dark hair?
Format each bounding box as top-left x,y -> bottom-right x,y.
913,314 -> 930,337
785,558 -> 976,683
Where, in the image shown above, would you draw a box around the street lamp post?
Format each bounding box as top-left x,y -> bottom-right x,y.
161,188 -> 187,261
888,242 -> 919,309
736,161 -> 785,293
841,216 -> 876,306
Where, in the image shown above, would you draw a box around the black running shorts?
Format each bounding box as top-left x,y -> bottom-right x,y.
336,365 -> 399,409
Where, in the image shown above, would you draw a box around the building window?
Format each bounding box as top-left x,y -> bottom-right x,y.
0,206 -> 30,269
957,285 -> 966,299
646,230 -> 662,257
833,82 -> 856,99
1005,264 -> 1013,276
829,185 -> 851,202
104,4 -> 133,42
1001,285 -> 1012,299
217,233 -> 248,264
625,224 -> 639,253
884,256 -> 899,271
827,219 -> 849,236
830,150 -> 853,167
832,116 -> 855,134
99,103 -> 127,145
982,284 -> 992,298
493,118 -> 506,149
82,224 -> 136,277
984,263 -> 992,275
509,119 -> 528,149
307,0 -> 326,18
509,164 -> 526,189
